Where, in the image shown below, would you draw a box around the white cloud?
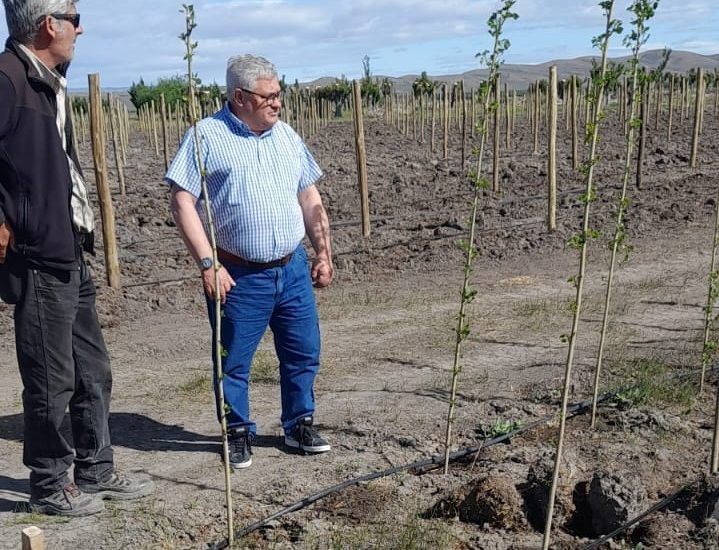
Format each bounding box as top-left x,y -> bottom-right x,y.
0,0 -> 715,88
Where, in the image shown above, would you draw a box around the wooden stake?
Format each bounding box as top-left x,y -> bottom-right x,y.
571,75 -> 579,171
542,5 -> 615,547
636,80 -> 647,189
442,84 -> 449,160
690,67 -> 704,168
351,80 -> 370,237
431,90 -> 437,153
150,100 -> 159,157
403,94 -> 409,136
547,66 -> 558,231
21,526 -> 45,550
107,94 -> 126,196
492,76 -> 501,192
654,75 -> 664,130
119,101 -> 128,167
88,74 -> 121,289
68,99 -> 80,157
160,93 -> 169,171
702,193 -> 719,398
533,80 -> 541,155
460,80 -> 467,170
708,197 -> 719,471
667,73 -> 675,142
411,92 -> 417,140
470,88 -> 476,139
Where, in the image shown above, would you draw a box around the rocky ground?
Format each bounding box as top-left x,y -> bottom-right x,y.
0,99 -> 718,549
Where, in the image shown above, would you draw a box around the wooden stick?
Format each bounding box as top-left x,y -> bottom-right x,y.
21,526 -> 45,550
571,75 -> 579,171
533,80 -> 541,154
411,92 -> 417,140
547,66 -> 558,231
160,93 -> 169,171
352,80 -> 370,237
542,4 -> 615,547
443,84 -> 449,160
702,193 -> 719,397
492,76 -> 500,192
150,100 -> 159,157
707,196 -> 719,468
88,74 -> 121,288
667,73 -> 675,142
431,90 -> 437,153
460,81 -> 467,170
107,93 -> 126,196
690,67 -> 704,168
636,80 -> 647,189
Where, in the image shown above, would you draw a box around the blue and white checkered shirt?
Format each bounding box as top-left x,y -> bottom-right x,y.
165,103 -> 322,262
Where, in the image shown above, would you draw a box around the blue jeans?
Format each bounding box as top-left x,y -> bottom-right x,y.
207,246 -> 320,434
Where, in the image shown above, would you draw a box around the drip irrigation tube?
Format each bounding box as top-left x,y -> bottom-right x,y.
205,389 -> 622,550
578,474 -> 716,550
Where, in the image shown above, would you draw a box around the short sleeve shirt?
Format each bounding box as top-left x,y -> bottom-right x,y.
164,103 -> 322,262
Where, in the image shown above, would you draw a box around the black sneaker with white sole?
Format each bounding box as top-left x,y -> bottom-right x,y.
227,426 -> 253,469
285,416 -> 331,453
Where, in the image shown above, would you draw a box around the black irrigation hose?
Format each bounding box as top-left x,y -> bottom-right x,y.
578,474 -> 715,550
205,388 -> 623,550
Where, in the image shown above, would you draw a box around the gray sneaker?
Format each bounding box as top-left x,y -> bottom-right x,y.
29,483 -> 104,517
77,472 -> 155,501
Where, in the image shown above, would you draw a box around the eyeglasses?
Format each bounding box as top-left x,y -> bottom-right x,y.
50,13 -> 81,28
238,87 -> 282,103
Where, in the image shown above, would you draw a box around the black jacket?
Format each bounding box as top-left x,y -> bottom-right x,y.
0,40 -> 91,270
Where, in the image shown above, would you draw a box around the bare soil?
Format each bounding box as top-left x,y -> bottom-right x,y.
0,101 -> 718,549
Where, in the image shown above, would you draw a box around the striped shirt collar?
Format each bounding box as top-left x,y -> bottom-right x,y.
221,102 -> 276,138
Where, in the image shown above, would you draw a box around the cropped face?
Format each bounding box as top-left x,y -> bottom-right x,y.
232,77 -> 282,133
46,6 -> 83,66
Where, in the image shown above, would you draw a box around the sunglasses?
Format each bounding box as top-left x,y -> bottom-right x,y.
239,87 -> 282,103
50,13 -> 81,28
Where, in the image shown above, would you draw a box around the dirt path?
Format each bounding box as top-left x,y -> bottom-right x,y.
0,221 -> 714,549
0,107 -> 717,548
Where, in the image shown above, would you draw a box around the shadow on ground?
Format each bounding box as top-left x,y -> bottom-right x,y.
0,412 -> 220,453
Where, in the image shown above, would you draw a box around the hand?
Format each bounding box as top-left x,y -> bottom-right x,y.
311,256 -> 334,288
202,265 -> 236,303
0,223 -> 14,264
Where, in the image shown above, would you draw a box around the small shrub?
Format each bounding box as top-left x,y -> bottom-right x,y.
250,350 -> 279,384
476,418 -> 524,440
613,358 -> 694,408
178,372 -> 211,396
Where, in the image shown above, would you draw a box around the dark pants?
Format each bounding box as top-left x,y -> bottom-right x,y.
14,260 -> 114,497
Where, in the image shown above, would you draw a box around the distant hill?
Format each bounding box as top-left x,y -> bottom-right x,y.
305,49 -> 719,94
75,49 -> 717,110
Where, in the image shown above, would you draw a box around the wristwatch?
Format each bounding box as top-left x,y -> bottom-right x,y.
198,257 -> 213,271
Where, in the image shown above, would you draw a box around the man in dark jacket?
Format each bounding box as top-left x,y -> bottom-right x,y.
0,0 -> 153,516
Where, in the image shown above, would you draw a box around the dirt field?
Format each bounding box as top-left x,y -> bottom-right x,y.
0,99 -> 718,549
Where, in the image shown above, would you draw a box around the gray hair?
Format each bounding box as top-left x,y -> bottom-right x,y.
226,54 -> 278,94
3,0 -> 76,44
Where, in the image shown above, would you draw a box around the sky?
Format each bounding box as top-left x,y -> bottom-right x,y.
0,0 -> 717,90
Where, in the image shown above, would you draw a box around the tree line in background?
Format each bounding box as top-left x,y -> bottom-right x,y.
78,51 -> 718,122
128,75 -> 222,111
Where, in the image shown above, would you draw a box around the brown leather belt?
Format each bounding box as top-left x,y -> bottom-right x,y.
217,248 -> 293,269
